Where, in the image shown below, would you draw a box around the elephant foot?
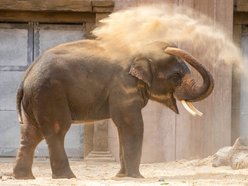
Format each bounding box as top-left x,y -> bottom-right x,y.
115,172 -> 126,177
52,168 -> 76,179
126,173 -> 144,178
13,168 -> 35,180
115,171 -> 144,179
115,169 -> 126,177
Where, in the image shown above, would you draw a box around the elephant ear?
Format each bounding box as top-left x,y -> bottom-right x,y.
129,57 -> 152,87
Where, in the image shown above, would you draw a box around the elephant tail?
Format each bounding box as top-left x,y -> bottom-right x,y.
16,81 -> 24,124
16,57 -> 40,124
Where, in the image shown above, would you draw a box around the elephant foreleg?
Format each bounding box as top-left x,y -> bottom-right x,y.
112,108 -> 144,178
115,127 -> 126,177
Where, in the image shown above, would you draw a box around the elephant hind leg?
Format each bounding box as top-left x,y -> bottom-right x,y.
36,109 -> 75,179
45,133 -> 76,179
13,119 -> 43,179
28,83 -> 76,178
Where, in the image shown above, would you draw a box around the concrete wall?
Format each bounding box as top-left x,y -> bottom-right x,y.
108,0 -> 234,163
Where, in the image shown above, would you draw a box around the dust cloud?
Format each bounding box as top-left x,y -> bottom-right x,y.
93,4 -> 242,70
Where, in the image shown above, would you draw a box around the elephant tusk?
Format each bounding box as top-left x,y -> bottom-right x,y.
181,100 -> 203,116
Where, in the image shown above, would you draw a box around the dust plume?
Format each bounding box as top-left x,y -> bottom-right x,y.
93,4 -> 242,70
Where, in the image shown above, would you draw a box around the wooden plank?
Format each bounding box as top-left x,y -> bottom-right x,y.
160,107 -> 176,161
234,12 -> 248,25
175,45 -> 208,159
233,24 -> 242,55
179,0 -> 194,7
141,102 -> 176,162
0,0 -> 92,12
231,24 -> 241,144
0,11 -> 95,23
93,120 -> 109,151
214,0 -> 232,153
92,1 -> 115,7
175,0 -> 208,161
194,0 -> 215,18
84,124 -> 94,157
0,23 -> 28,29
92,0 -> 114,13
93,7 -> 114,13
216,0 -> 233,37
202,0 -> 233,156
237,0 -> 248,12
242,25 -> 248,33
214,0 -> 233,149
136,0 -> 177,5
239,33 -> 248,145
113,0 -> 137,11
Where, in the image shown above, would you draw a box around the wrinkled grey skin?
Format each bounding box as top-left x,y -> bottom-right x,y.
13,40 -> 213,179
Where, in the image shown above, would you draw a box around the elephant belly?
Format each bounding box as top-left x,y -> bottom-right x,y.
69,100 -> 110,123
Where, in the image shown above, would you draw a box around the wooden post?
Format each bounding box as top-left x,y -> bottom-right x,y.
84,2 -> 114,158
232,24 -> 242,144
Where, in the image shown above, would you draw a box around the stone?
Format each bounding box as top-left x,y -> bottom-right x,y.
212,137 -> 248,169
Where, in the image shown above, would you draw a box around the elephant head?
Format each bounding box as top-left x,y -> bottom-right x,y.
129,42 -> 214,116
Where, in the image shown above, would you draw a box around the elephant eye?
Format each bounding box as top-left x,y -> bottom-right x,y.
169,73 -> 182,85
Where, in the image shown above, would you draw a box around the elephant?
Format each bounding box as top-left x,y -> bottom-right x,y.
13,40 -> 214,179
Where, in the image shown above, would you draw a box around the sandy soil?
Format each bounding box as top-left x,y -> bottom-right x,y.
1,157 -> 248,186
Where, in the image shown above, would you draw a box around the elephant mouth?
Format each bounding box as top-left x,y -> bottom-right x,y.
164,94 -> 179,114
153,93 -> 203,116
167,94 -> 203,116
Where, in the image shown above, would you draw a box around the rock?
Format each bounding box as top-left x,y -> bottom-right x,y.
231,151 -> 248,169
212,137 -> 248,169
158,177 -> 165,182
212,146 -> 232,167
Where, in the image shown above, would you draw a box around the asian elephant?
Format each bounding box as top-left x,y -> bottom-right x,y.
13,40 -> 214,179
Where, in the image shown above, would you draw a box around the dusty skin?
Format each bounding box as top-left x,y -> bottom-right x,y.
1,157 -> 248,186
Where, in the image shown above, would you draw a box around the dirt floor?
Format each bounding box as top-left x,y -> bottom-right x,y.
1,157 -> 248,186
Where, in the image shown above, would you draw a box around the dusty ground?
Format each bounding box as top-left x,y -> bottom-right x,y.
1,157 -> 248,186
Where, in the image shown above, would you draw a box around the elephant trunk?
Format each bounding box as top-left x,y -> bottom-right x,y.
164,47 -> 214,102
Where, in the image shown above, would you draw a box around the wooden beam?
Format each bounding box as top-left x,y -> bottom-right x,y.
0,11 -> 95,23
93,7 -> 114,13
234,12 -> 248,24
237,0 -> 248,12
0,0 -> 92,12
92,1 -> 115,7
83,124 -> 94,157
92,1 -> 114,13
243,25 -> 248,33
231,24 -> 242,144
